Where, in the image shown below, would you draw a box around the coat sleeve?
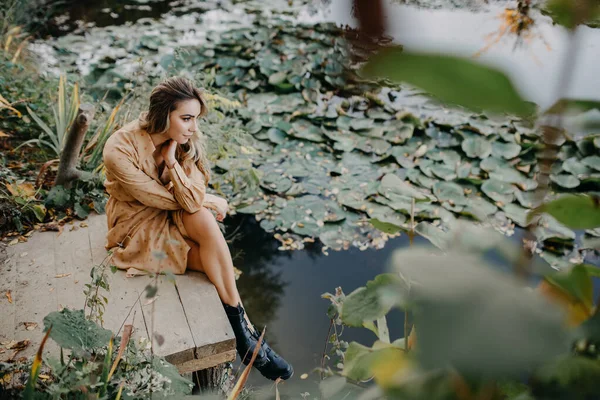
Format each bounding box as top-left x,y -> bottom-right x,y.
167,161 -> 205,214
103,145 -> 183,211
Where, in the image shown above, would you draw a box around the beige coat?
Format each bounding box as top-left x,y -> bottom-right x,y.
102,118 -> 212,276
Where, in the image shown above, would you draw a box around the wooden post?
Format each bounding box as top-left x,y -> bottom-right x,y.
193,364 -> 232,394
54,103 -> 96,188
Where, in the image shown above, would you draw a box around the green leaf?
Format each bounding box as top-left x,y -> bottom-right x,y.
74,202 -> 90,219
433,182 -> 468,206
369,218 -> 403,234
378,173 -> 430,201
45,185 -> 70,208
31,204 -> 46,222
550,174 -> 581,189
462,137 -> 492,158
362,49 -> 533,116
582,155 -> 600,171
341,274 -> 403,327
492,141 -> 521,159
545,264 -> 594,309
481,179 -> 516,204
26,106 -> 55,141
152,357 -> 194,395
538,195 -> 600,229
415,222 -> 451,250
43,309 -> 112,354
268,71 -> 288,85
341,341 -> 405,383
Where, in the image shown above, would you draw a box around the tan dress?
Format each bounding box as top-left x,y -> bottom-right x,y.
102,118 -> 213,277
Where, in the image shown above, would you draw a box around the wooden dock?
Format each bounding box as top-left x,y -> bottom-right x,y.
0,212 -> 235,374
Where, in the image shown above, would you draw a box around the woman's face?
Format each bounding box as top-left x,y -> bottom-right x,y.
167,99 -> 202,144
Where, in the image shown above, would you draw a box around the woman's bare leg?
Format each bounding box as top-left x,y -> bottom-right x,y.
182,209 -> 293,380
182,208 -> 241,307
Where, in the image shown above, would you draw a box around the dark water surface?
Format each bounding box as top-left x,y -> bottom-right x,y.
223,214 -> 413,395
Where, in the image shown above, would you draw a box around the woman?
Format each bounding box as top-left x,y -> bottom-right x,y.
102,76 -> 293,381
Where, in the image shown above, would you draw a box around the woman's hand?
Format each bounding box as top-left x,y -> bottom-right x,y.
161,140 -> 178,168
206,194 -> 229,222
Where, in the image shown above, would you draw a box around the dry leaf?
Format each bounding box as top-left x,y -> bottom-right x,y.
20,252 -> 28,258
80,222 -> 88,228
6,339 -> 30,350
23,322 -> 37,331
108,325 -> 132,380
5,182 -> 36,199
154,333 -> 165,346
8,238 -> 18,245
6,290 -> 12,303
39,374 -> 50,380
55,273 -> 71,278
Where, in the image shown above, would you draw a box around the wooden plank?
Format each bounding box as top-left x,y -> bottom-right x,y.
9,230 -> 59,360
54,220 -> 94,312
87,212 -> 149,340
1,211 -> 236,373
102,272 -> 150,343
141,276 -> 197,366
88,213 -> 110,266
175,272 -> 236,368
177,349 -> 237,374
0,245 -> 18,360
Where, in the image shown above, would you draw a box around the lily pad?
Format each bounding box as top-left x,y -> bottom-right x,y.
481,179 -> 515,204
582,156 -> 600,171
433,182 -> 468,205
383,124 -> 414,144
290,120 -> 325,142
267,128 -> 287,144
550,174 -> 581,189
562,157 -> 592,177
492,142 -> 521,159
378,173 -> 430,201
501,203 -> 529,227
461,196 -> 499,221
236,199 -> 269,214
414,222 -> 451,250
462,137 -> 492,159
431,164 -> 457,181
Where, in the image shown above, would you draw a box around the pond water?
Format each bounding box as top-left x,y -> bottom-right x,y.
326,1 -> 600,109
41,0 -> 600,108
33,0 -> 600,396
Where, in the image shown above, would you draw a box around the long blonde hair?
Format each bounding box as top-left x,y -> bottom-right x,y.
139,77 -> 211,183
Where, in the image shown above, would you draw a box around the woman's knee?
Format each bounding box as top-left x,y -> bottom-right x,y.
182,207 -> 219,240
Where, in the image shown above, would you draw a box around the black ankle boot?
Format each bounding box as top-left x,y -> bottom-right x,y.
222,303 -> 268,366
251,331 -> 294,381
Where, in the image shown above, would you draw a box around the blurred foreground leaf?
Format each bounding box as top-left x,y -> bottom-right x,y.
537,195 -> 600,229
389,247 -> 569,377
362,49 -> 534,116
